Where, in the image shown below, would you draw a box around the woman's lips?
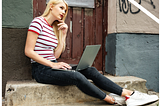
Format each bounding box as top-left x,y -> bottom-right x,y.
60,15 -> 63,19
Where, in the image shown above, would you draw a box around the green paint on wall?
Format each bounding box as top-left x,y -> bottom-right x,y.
2,0 -> 33,28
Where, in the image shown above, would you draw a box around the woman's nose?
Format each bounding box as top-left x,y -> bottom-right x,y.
62,10 -> 65,14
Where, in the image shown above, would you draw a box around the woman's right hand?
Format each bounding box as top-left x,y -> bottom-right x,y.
51,62 -> 71,70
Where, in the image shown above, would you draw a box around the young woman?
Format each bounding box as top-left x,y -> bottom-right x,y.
25,0 -> 158,105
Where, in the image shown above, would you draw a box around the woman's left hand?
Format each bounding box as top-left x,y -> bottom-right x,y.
57,20 -> 68,35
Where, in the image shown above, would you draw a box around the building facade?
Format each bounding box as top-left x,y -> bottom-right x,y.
106,0 -> 159,92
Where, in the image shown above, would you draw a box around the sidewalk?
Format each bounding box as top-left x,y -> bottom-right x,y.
2,96 -> 159,106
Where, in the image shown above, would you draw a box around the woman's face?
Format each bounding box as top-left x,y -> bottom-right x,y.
51,2 -> 67,20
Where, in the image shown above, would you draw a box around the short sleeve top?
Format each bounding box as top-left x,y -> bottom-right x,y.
28,17 -> 58,63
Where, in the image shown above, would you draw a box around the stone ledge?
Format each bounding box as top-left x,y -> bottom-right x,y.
5,75 -> 148,106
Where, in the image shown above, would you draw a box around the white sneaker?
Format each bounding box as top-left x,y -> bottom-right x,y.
125,91 -> 159,106
109,93 -> 126,105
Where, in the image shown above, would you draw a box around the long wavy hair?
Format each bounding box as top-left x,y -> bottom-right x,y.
41,0 -> 68,51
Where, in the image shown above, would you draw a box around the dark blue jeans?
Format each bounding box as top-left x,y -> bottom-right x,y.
32,60 -> 123,100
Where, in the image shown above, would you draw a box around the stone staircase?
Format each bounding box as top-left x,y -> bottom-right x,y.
4,75 -> 155,106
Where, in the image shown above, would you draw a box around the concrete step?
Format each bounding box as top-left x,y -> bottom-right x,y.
5,75 -> 149,106
3,97 -> 159,106
43,91 -> 159,106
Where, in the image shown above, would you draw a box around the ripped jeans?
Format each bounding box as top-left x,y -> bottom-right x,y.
31,60 -> 123,100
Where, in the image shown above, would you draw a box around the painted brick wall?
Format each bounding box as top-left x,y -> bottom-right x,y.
2,0 -> 33,28
106,33 -> 159,92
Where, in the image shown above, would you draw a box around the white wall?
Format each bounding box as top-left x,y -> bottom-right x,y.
108,0 -> 159,34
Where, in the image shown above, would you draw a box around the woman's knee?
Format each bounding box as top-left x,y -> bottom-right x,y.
74,72 -> 88,82
88,67 -> 100,74
88,67 -> 97,70
84,67 -> 98,73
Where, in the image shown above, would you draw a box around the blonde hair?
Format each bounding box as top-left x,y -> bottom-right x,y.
41,0 -> 68,51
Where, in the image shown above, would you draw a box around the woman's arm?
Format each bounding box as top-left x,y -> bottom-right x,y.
25,31 -> 54,67
25,31 -> 71,70
54,20 -> 68,59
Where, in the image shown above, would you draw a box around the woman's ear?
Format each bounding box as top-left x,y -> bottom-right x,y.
50,4 -> 53,10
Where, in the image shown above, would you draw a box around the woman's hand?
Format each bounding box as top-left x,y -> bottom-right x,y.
57,20 -> 68,35
51,62 -> 71,70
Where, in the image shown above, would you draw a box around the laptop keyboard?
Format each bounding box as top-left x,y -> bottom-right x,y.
66,65 -> 77,72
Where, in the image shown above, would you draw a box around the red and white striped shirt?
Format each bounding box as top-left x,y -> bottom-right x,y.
28,17 -> 58,63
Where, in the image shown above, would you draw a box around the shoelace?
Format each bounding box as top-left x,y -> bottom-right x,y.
110,96 -> 122,105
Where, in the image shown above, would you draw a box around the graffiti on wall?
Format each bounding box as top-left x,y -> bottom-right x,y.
119,0 -> 156,14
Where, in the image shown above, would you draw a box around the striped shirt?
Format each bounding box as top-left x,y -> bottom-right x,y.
28,17 -> 58,63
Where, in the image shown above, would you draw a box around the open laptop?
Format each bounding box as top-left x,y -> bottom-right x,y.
52,45 -> 101,72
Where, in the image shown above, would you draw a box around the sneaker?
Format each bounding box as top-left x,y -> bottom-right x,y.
125,91 -> 159,106
109,93 -> 126,105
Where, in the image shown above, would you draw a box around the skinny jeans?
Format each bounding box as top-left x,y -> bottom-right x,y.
32,60 -> 123,100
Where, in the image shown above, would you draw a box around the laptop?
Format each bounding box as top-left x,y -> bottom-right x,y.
52,45 -> 101,72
